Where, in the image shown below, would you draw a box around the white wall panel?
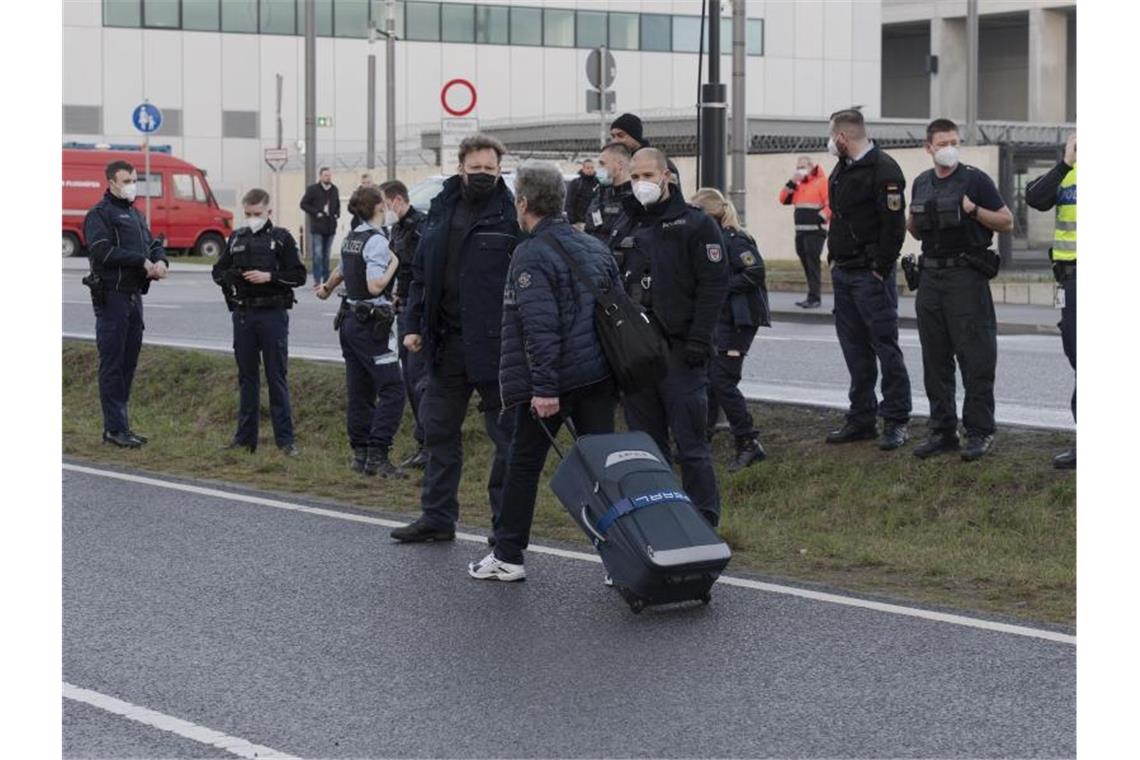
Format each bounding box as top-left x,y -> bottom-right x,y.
852,0 -> 882,62
823,60 -> 854,115
543,48 -> 578,118
636,52 -> 673,111
763,56 -> 794,115
852,60 -> 881,118
258,35 -> 300,144
64,26 -> 102,105
401,42 -> 442,127
182,137 -> 224,190
220,34 -> 260,111
507,48 -> 543,120
793,0 -> 825,60
745,57 -> 765,116
333,39 -> 368,143
64,0 -> 101,27
143,30 -> 183,107
475,46 -> 513,123
823,0 -> 854,61
793,58 -> 823,116
222,137 -> 263,189
763,0 -> 796,58
183,33 -> 222,138
103,28 -> 145,134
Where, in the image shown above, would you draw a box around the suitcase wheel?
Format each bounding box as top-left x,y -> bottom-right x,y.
628,597 -> 646,614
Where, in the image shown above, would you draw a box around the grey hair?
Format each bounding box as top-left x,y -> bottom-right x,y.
514,160 -> 566,218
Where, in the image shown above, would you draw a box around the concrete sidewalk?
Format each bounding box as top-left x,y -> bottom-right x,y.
768,290 -> 1061,336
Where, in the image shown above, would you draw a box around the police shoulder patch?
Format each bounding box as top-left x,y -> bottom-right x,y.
517,271 -> 532,289
886,192 -> 903,212
706,243 -> 723,263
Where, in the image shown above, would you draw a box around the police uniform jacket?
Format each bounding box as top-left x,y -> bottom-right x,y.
83,190 -> 169,293
389,205 -> 426,311
406,174 -> 520,384
211,221 -> 306,305
498,216 -> 621,410
827,144 -> 907,276
618,189 -> 730,347
584,181 -> 633,245
714,228 -> 770,353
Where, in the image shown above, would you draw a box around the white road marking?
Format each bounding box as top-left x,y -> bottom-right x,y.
63,463 -> 1075,645
63,682 -> 300,760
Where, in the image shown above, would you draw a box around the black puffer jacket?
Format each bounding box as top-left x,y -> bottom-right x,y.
499,216 -> 621,410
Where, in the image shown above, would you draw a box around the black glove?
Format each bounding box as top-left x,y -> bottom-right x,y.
683,340 -> 710,368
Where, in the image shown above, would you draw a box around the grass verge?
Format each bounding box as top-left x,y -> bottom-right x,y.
62,340 -> 1075,626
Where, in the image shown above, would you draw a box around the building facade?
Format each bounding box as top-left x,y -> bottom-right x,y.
65,0 -> 883,205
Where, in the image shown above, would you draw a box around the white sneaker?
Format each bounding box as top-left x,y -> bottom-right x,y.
603,574 -> 614,587
468,552 -> 526,582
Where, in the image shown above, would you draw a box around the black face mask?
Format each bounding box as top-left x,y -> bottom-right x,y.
463,172 -> 498,202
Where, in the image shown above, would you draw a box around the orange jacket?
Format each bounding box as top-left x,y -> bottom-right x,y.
779,165 -> 831,232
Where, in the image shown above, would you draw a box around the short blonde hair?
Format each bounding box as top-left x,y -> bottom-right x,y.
692,187 -> 742,231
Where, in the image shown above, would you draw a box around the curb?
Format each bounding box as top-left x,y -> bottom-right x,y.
769,308 -> 1060,337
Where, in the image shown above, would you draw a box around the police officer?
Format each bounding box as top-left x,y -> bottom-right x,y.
380,179 -> 430,470
83,159 -> 169,448
1025,132 -> 1077,469
619,148 -> 729,527
584,142 -> 633,247
392,133 -> 519,543
908,118 -> 1013,462
692,187 -> 771,472
212,189 -> 306,455
824,109 -> 912,451
315,185 -> 406,479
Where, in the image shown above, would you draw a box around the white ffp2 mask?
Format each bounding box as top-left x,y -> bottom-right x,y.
633,180 -> 663,207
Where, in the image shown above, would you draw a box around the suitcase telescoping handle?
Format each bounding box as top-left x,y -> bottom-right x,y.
530,407 -> 579,462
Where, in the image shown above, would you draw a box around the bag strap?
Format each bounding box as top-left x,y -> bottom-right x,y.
596,489 -> 693,535
541,230 -> 613,310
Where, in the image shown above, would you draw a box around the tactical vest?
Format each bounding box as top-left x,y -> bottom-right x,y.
230,228 -> 281,272
1053,165 -> 1076,262
911,165 -> 992,256
340,226 -> 383,301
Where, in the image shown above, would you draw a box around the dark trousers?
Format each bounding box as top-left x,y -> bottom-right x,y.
1060,271 -> 1076,420
624,343 -> 721,521
94,291 -> 144,434
795,231 -> 826,302
310,233 -> 334,285
339,316 -> 404,450
418,336 -> 514,530
232,308 -> 295,447
832,265 -> 912,427
398,327 -> 427,446
493,380 -> 617,564
915,267 -> 997,436
708,346 -> 759,441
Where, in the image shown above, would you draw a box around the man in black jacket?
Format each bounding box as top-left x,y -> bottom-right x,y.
83,159 -> 169,448
824,109 -> 912,452
564,159 -> 598,228
212,188 -> 307,456
619,147 -> 729,528
380,179 -> 430,469
391,134 -> 520,543
299,167 -> 339,286
584,142 -> 633,246
609,112 -> 681,185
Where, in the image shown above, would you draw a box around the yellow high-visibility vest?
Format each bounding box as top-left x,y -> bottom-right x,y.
1054,164 -> 1076,262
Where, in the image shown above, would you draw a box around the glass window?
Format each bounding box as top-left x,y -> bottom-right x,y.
193,174 -> 210,202
260,0 -> 295,34
335,0 -> 368,37
297,0 -> 332,36
370,0 -> 403,37
543,8 -> 573,48
183,0 -> 220,30
748,19 -> 764,56
137,173 -> 163,199
144,0 -> 180,28
510,7 -> 541,47
672,15 -> 701,53
173,174 -> 195,201
576,10 -> 606,49
441,3 -> 473,43
405,1 -> 439,41
221,0 -> 258,32
475,5 -> 508,44
640,13 -> 670,52
104,0 -> 141,27
609,12 -> 637,51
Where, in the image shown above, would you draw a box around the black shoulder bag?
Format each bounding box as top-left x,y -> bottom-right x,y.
542,232 -> 667,393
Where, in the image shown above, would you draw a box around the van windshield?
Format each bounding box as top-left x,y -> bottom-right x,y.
196,173 -> 218,207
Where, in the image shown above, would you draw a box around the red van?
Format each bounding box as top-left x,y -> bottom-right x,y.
62,146 -> 233,258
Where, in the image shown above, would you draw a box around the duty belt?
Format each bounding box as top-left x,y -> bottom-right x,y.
920,254 -> 972,270
1053,261 -> 1076,281
235,294 -> 294,309
343,299 -> 393,323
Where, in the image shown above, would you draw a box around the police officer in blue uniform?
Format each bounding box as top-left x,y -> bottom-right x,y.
212,188 -> 306,455
908,118 -> 1013,462
83,159 -> 169,448
692,187 -> 771,472
618,148 -> 729,527
391,134 -> 519,543
824,109 -> 912,451
315,186 -> 407,479
380,180 -> 430,470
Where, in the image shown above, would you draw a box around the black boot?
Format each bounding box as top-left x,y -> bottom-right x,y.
913,432 -> 960,459
364,447 -> 408,479
826,422 -> 878,444
400,446 -> 428,470
350,447 -> 367,474
1053,447 -> 1076,470
728,436 -> 767,472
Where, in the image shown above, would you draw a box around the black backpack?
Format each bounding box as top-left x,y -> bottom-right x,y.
543,232 -> 668,392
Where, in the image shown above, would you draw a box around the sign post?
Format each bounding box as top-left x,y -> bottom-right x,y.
131,101 -> 163,223
439,79 -> 478,172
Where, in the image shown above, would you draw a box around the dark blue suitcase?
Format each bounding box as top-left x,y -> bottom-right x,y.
545,425 -> 732,613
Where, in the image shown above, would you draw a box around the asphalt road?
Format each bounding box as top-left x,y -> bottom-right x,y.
63,463 -> 1075,759
62,264 -> 1075,430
